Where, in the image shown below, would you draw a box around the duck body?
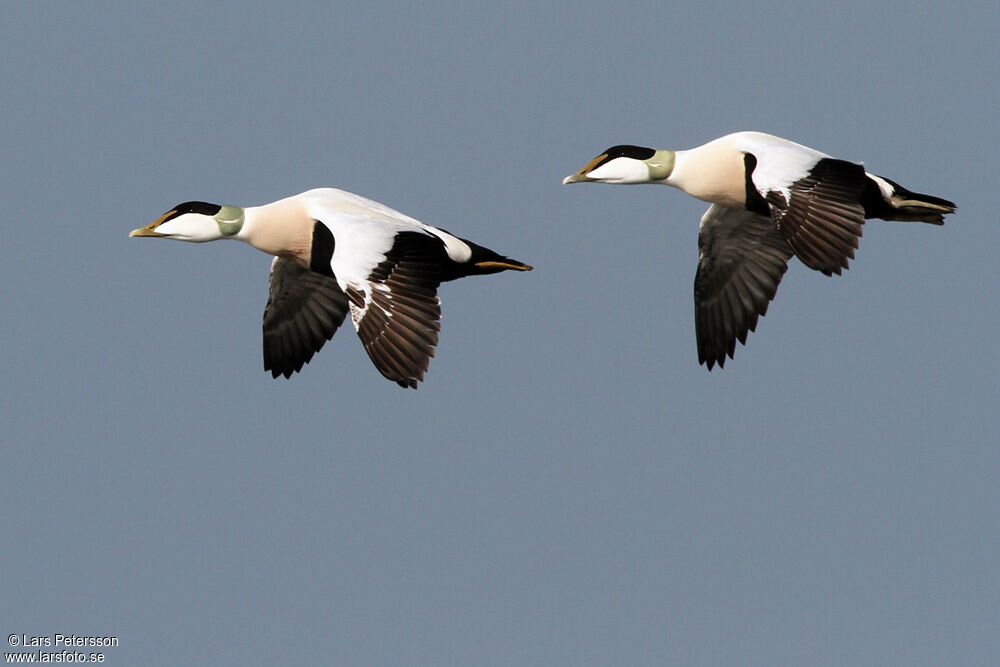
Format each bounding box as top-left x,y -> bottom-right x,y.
564,131 -> 955,369
131,188 -> 531,388
670,132 -> 953,225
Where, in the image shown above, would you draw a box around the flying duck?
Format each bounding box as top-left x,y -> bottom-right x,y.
563,131 -> 955,369
130,188 -> 532,388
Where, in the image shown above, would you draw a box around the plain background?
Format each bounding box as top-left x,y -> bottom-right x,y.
2,2 -> 997,665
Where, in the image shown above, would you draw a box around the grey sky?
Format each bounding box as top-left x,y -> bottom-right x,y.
2,2 -> 997,665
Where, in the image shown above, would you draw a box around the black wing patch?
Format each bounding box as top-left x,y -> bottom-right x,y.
695,204 -> 794,370
309,221 -> 335,276
262,257 -> 349,379
352,231 -> 445,389
767,157 -> 867,276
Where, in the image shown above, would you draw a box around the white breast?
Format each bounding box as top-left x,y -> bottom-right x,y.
668,135 -> 749,207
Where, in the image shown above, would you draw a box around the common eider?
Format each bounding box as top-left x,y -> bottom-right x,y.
564,131 -> 955,369
131,188 -> 532,388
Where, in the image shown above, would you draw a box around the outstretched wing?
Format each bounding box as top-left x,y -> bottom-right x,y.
756,156 -> 867,276
345,231 -> 445,389
262,257 -> 350,378
695,204 -> 793,370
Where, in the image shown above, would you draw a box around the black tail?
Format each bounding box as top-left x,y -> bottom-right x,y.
441,238 -> 533,281
863,175 -> 956,225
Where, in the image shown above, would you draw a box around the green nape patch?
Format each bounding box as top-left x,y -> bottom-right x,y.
215,205 -> 245,236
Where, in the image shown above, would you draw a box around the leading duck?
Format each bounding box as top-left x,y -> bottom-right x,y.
564,131 -> 955,369
131,188 -> 532,388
